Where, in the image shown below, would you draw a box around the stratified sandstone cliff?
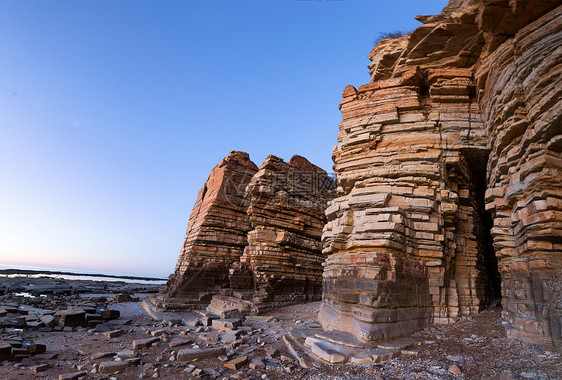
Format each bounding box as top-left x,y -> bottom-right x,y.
478,2 -> 562,346
233,155 -> 335,304
153,151 -> 258,309
321,0 -> 561,347
155,152 -> 335,313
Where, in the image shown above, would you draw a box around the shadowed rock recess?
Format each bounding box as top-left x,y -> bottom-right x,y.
320,0 -> 561,347
151,151 -> 336,313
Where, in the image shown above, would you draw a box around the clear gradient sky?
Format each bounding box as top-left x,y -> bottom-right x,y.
0,0 -> 449,278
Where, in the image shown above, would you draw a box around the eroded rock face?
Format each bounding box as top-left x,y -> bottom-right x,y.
321,0 -> 561,346
156,151 -> 259,308
157,152 -> 335,312
478,2 -> 562,346
232,155 -> 336,305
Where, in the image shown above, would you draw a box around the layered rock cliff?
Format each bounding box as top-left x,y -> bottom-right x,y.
154,151 -> 258,309
156,151 -> 335,312
232,155 -> 335,304
321,0 -> 561,347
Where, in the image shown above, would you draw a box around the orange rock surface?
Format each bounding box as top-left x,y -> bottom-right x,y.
321,0 -> 561,347
154,151 -> 259,309
155,151 -> 335,312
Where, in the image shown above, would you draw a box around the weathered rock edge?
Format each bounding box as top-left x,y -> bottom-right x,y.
320,0 -> 562,347
155,151 -> 336,313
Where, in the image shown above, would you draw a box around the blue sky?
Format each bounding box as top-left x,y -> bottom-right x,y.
0,0 -> 448,277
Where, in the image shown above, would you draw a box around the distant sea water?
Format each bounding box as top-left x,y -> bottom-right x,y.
0,264 -> 167,285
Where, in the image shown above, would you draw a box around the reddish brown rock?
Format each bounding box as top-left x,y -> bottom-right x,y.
54,309 -> 86,328
224,355 -> 248,370
448,364 -> 462,375
177,347 -> 226,362
25,344 -> 46,354
477,2 -> 562,347
156,152 -> 334,314
98,360 -> 130,375
132,337 -> 159,350
228,155 -> 335,307
100,309 -> 120,320
153,151 -> 259,309
320,0 -> 561,348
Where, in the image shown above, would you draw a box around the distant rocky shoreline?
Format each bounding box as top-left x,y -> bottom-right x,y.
0,268 -> 166,282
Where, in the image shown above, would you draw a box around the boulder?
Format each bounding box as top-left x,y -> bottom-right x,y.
132,337 -> 159,350
100,309 -> 120,320
25,343 -> 46,354
54,309 -> 85,327
224,355 -> 248,370
318,0 -> 562,348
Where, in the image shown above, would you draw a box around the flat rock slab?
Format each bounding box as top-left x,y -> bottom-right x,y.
221,330 -> 242,344
283,326 -> 325,369
184,320 -> 202,327
141,298 -> 199,322
283,334 -> 305,361
54,309 -> 85,327
77,305 -> 97,314
310,341 -> 348,364
116,349 -> 137,359
39,314 -> 55,327
200,333 -> 221,342
288,322 -> 324,345
3,305 -> 18,313
245,315 -> 275,322
376,338 -> 421,350
99,360 -> 129,375
402,346 -> 422,355
169,338 -> 192,347
150,328 -> 167,337
31,364 -> 49,373
224,355 -> 248,370
19,357 -> 37,366
132,337 -> 159,350
91,352 -> 117,360
35,353 -> 57,360
316,329 -> 379,348
305,335 -> 402,365
207,295 -> 252,318
177,347 -> 226,362
351,351 -> 374,364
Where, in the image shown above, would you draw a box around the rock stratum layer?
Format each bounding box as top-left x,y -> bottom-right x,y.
155,151 -> 335,312
156,151 -> 259,309
232,155 -> 335,304
320,0 -> 561,347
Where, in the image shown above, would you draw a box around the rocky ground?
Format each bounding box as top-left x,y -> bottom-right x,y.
0,277 -> 559,380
